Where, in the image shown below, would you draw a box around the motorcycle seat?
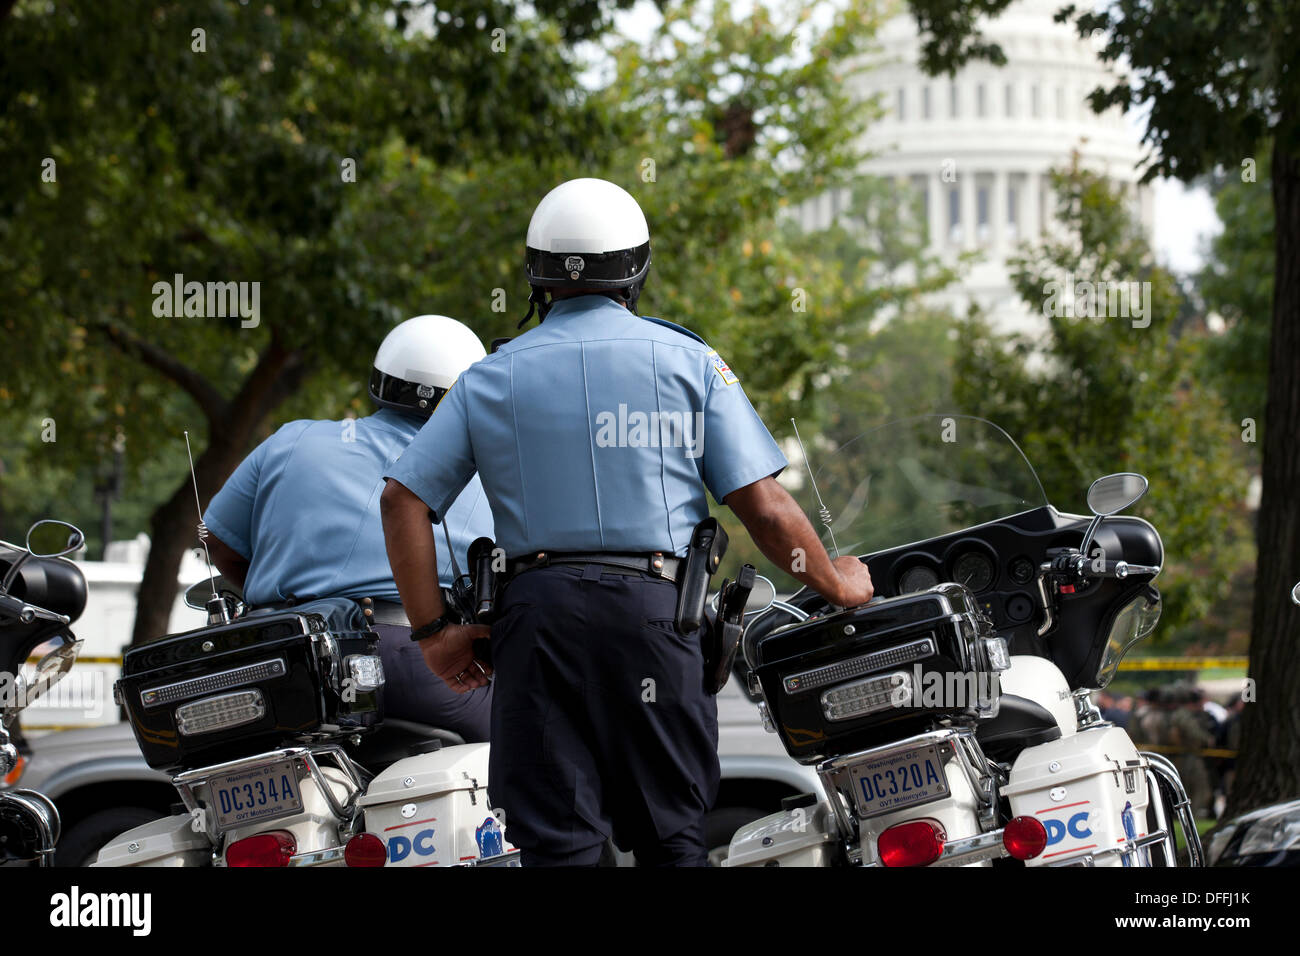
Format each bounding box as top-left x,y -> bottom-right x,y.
348,718 -> 467,772
976,693 -> 1062,761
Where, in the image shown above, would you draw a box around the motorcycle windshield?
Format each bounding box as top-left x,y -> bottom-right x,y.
808,415 -> 1048,557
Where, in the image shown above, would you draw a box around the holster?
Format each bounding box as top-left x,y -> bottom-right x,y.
674,517 -> 728,636
704,564 -> 756,695
466,536 -> 499,668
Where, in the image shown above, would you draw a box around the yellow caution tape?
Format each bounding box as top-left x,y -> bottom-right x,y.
1136,743 -> 1239,759
13,723 -> 109,732
1118,657 -> 1249,671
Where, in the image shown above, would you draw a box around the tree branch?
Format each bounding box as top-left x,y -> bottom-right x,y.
92,318 -> 229,423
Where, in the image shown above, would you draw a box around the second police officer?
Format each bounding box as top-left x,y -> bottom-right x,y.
203,315 -> 496,741
381,178 -> 873,866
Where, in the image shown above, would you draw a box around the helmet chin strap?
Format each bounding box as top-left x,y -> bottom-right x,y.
518,284 -> 641,329
518,287 -> 552,329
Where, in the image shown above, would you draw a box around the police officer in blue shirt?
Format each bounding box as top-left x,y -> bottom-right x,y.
202,315 -> 497,742
381,179 -> 873,866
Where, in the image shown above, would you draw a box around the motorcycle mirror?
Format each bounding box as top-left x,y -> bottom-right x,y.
26,520 -> 84,559
184,575 -> 243,611
1086,473 -> 1148,517
1292,581 -> 1300,607
1,520 -> 85,595
184,579 -> 210,610
746,575 -> 777,615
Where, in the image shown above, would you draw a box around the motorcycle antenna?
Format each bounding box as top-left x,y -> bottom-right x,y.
184,431 -> 228,622
791,418 -> 838,558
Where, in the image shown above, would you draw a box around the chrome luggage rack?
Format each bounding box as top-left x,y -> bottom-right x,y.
172,743 -> 368,851
1044,751 -> 1203,868
0,788 -> 61,866
816,726 -> 1001,866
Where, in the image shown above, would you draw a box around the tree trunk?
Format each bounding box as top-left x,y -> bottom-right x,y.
128,343 -> 306,646
1223,138 -> 1300,818
128,439 -> 254,646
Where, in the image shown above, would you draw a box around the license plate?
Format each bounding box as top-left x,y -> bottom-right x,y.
209,759 -> 303,832
847,744 -> 949,818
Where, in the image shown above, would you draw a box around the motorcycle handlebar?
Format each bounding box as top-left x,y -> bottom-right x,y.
0,592 -> 71,626
1040,553 -> 1161,581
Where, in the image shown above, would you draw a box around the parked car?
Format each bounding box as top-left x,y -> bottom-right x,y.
4,673 -> 816,866
1207,798 -> 1300,867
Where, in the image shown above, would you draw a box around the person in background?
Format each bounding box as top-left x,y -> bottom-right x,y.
202,315 -> 496,742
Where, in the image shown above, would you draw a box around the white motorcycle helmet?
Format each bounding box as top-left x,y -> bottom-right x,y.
369,315 -> 486,418
521,177 -> 652,324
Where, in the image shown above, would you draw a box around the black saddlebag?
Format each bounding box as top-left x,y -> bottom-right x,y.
751,584 -> 1004,763
116,597 -> 383,771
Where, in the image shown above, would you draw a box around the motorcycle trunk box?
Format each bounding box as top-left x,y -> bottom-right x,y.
752,584 -> 1001,763
116,599 -> 382,772
357,743 -> 517,866
1002,725 -> 1151,867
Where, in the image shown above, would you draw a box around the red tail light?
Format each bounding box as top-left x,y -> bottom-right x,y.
1002,815 -> 1048,860
226,831 -> 296,867
344,833 -> 387,868
2,755 -> 25,787
877,819 -> 946,867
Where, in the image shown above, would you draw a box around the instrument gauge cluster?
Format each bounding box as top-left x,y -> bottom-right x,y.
945,540 -> 999,594
1008,556 -> 1037,585
895,554 -> 941,595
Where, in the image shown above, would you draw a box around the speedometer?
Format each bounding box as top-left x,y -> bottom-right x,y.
952,551 -> 995,592
899,565 -> 940,594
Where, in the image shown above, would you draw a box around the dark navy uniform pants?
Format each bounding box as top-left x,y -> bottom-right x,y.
373,623 -> 493,743
488,565 -> 720,866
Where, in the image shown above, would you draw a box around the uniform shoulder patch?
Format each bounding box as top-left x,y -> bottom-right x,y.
707,349 -> 739,386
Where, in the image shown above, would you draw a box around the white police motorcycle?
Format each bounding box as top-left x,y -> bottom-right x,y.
93,578 -> 516,868
725,415 -> 1202,868
0,520 -> 87,865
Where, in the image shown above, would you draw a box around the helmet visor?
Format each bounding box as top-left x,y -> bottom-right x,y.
369,369 -> 448,418
526,242 -> 651,288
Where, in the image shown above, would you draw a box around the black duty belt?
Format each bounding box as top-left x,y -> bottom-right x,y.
506,551 -> 682,584
355,595 -> 451,628
357,598 -> 408,627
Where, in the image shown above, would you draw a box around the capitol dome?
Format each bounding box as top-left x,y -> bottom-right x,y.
804,0 -> 1154,333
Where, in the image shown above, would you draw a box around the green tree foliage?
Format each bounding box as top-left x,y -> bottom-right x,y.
0,0 -> 951,639
1199,150 -> 1274,431
1,0 -> 617,643
953,161 -> 1252,633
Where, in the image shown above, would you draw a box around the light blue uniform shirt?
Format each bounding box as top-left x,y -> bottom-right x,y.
386,295 -> 787,558
203,407 -> 494,607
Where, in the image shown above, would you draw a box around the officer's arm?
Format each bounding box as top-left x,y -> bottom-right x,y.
380,478 -> 448,629
725,476 -> 873,607
206,532 -> 250,590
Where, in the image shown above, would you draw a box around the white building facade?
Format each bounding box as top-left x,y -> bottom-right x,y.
805,0 -> 1154,333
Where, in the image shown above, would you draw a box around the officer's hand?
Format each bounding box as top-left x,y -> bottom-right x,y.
418,623 -> 494,693
830,556 -> 873,607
